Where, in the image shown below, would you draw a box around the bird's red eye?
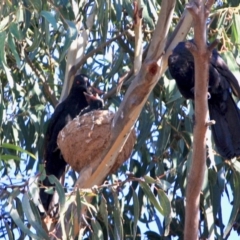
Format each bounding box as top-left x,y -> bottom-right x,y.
76,81 -> 80,84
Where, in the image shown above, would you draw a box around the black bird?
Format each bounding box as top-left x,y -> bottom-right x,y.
168,41 -> 240,159
40,74 -> 103,212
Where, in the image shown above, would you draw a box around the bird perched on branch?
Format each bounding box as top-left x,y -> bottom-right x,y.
168,41 -> 240,159
40,74 -> 103,213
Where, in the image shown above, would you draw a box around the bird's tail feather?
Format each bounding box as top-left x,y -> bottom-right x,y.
209,93 -> 240,159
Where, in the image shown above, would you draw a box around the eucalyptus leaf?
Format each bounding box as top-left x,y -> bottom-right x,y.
22,193 -> 50,239
99,195 -> 109,238
8,34 -> 21,68
132,187 -> 139,240
8,201 -> 42,240
223,172 -> 240,238
139,180 -> 164,215
41,11 -> 58,30
1,143 -> 36,160
91,219 -> 104,240
9,23 -> 23,41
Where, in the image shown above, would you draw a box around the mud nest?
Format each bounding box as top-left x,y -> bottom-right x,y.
57,110 -> 136,174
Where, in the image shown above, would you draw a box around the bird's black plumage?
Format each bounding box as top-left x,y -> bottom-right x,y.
40,74 -> 103,212
168,41 -> 240,159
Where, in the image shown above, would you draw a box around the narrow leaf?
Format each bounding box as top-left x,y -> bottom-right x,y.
157,189 -> 172,235
22,193 -> 49,240
132,187 -> 139,240
0,154 -> 21,161
9,23 -> 23,40
41,11 -> 58,30
113,190 -> 123,240
48,175 -> 66,212
0,31 -> 7,65
8,34 -> 21,68
99,195 -> 109,238
140,180 -> 164,215
4,220 -> 14,240
8,202 -> 42,239
1,143 -> 36,159
223,172 -> 240,238
91,219 -> 104,240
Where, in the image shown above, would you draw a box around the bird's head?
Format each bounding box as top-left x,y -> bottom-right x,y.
72,74 -> 90,91
72,74 -> 104,96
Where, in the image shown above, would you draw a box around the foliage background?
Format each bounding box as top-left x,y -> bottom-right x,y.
0,0 -> 240,239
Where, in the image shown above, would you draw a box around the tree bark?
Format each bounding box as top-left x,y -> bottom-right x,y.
183,1 -> 216,239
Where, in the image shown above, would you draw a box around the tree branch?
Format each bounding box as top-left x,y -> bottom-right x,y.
183,1 -> 215,239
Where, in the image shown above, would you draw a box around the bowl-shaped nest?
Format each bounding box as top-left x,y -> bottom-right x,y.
57,110 -> 136,174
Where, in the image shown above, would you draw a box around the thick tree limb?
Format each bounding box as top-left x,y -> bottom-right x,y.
183,1 -> 215,239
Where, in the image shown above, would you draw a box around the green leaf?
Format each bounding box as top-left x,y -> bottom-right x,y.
8,201 -> 42,240
28,176 -> 41,206
41,11 -> 58,30
132,187 -> 139,240
140,180 -> 164,215
48,175 -> 66,213
29,0 -> 42,11
157,189 -> 172,235
231,13 -> 240,44
1,143 -> 36,159
99,195 -> 109,238
0,31 -> 7,65
221,51 -> 240,80
144,175 -> 157,184
22,193 -> 50,240
0,154 -> 21,161
91,219 -> 104,240
9,22 -> 23,41
76,189 -> 82,224
157,189 -> 171,217
202,171 -> 215,239
4,220 -> 14,240
113,190 -> 123,240
8,34 -> 21,68
223,172 -> 240,238
48,175 -> 67,238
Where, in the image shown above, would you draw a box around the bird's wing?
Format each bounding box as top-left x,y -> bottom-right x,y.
47,102 -> 66,136
43,102 -> 65,157
210,51 -> 240,98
